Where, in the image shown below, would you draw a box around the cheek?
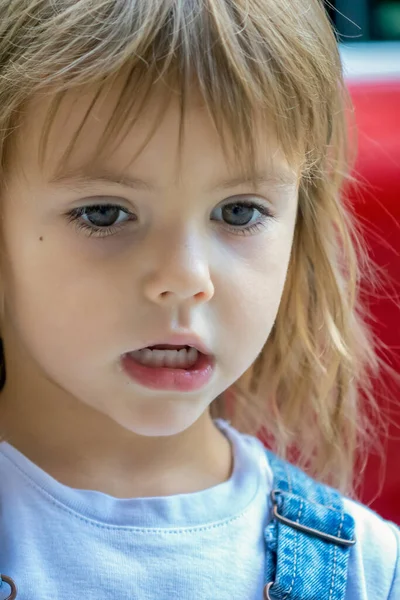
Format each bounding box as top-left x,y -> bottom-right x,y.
2,234 -> 131,367
215,231 -> 293,368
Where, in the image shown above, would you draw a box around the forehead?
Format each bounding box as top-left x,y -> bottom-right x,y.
14,81 -> 298,190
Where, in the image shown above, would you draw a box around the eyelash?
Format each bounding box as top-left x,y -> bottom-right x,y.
66,204 -> 136,238
65,200 -> 275,239
217,199 -> 274,236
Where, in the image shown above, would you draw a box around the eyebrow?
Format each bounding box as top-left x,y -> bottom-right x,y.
49,168 -> 157,193
49,166 -> 296,193
211,171 -> 296,191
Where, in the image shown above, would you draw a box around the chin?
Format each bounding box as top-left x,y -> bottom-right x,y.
111,404 -> 204,438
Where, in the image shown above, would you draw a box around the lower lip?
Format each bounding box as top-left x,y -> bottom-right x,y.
121,352 -> 215,391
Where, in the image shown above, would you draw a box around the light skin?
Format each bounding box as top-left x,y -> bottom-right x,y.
0,83 -> 299,498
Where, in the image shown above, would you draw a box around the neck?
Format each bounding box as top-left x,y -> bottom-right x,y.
0,357 -> 233,499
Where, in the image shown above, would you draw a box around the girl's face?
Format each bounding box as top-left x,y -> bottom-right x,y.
0,85 -> 299,436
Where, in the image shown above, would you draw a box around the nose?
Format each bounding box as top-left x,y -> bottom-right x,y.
142,232 -> 215,307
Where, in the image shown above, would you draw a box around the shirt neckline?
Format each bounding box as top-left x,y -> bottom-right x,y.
0,419 -> 269,528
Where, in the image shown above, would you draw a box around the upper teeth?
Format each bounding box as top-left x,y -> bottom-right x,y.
130,347 -> 198,368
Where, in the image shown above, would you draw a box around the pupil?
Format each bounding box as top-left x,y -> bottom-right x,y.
222,204 -> 253,226
86,206 -> 119,227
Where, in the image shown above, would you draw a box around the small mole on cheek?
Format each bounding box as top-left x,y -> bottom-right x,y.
39,236 -> 43,241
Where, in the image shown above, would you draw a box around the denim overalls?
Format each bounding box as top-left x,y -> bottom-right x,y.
0,448 -> 356,600
263,449 -> 356,600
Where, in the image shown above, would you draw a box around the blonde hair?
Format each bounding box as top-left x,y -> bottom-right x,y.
0,0 -> 395,497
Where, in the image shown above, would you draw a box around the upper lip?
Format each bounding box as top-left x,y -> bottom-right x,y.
132,335 -> 213,356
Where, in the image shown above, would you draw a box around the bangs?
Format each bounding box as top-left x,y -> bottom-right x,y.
12,0 -> 345,184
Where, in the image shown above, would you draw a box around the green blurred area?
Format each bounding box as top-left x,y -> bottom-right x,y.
328,0 -> 400,41
374,2 -> 400,40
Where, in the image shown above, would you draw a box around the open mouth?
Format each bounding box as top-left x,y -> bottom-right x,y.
121,345 -> 214,391
128,345 -> 203,370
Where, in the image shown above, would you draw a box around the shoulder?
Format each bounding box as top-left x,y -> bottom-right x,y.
261,446 -> 399,599
342,496 -> 400,599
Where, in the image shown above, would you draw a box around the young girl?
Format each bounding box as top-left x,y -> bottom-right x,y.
0,0 -> 398,598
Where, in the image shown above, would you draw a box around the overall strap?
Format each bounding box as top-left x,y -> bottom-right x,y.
263,449 -> 356,600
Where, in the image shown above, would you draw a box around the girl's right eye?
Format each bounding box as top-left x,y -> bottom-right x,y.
66,204 -> 137,237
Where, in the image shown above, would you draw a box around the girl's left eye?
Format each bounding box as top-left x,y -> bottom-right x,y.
211,199 -> 274,235
66,204 -> 136,237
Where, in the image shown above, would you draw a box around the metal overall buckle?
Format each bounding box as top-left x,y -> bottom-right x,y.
0,574 -> 18,599
264,489 -> 356,599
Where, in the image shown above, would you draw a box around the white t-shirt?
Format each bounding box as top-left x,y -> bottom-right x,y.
0,418 -> 398,599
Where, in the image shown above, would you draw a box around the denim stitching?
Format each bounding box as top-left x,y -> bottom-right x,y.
282,497 -> 303,599
283,461 -> 293,494
329,510 -> 344,600
329,544 -> 338,600
277,492 -> 343,513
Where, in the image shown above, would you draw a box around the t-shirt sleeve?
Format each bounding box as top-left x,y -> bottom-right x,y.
343,498 -> 399,599
388,523 -> 400,600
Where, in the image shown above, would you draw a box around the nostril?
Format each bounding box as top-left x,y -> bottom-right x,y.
0,574 -> 18,599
